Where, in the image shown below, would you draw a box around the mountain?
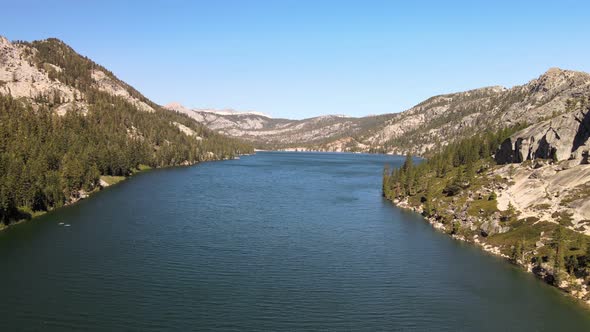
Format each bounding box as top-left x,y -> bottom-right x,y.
0,36 -> 252,226
380,70 -> 590,303
164,102 -> 398,151
171,68 -> 590,155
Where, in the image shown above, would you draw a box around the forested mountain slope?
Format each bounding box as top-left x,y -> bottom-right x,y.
0,36 -> 252,226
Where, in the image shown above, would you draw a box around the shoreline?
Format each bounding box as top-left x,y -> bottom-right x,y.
256,149 -> 410,157
0,154 -> 246,232
390,198 -> 590,308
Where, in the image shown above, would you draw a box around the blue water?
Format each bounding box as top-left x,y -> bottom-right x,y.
1,152 -> 589,331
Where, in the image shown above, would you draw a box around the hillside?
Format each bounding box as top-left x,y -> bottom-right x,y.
172,68 -> 590,155
383,98 -> 590,303
0,36 -> 252,227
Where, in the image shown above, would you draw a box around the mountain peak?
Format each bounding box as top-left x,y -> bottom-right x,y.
539,67 -> 590,79
545,67 -> 564,74
164,102 -> 189,112
526,67 -> 590,93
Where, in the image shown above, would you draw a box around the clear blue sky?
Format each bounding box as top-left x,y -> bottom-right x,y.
2,0 -> 589,119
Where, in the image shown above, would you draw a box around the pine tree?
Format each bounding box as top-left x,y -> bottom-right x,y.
382,164 -> 391,198
553,224 -> 566,285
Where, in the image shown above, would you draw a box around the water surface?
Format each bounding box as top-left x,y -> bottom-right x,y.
1,152 -> 589,331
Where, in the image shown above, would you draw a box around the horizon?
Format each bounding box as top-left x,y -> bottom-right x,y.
2,0 -> 590,119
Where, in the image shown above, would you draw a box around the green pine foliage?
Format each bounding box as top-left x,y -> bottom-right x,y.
382,125 -> 590,291
0,93 -> 252,225
383,126 -> 521,203
0,39 -> 253,226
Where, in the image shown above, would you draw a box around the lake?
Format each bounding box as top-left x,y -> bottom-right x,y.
1,152 -> 589,331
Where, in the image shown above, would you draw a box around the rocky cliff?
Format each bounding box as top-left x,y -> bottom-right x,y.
496,107 -> 590,164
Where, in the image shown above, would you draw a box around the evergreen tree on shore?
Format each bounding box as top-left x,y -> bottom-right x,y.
0,92 -> 252,225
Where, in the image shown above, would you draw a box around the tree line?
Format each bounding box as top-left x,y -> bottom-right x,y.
1,38 -> 253,225
382,125 -> 590,291
382,126 -> 520,202
0,92 -> 251,225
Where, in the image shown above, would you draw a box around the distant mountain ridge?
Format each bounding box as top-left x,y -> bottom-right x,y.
165,102 -> 271,117
167,68 -> 590,155
164,102 -> 398,151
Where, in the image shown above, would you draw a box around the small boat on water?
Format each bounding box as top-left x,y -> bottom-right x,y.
58,222 -> 64,225
64,224 -> 71,227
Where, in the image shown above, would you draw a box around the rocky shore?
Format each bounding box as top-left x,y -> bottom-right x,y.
391,197 -> 590,307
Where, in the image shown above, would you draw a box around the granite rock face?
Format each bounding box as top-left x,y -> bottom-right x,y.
496,108 -> 590,164
0,36 -> 155,115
